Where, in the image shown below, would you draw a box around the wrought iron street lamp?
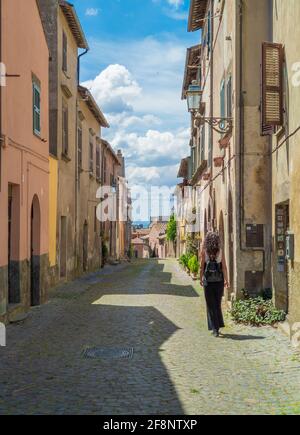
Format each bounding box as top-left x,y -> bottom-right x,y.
186,81 -> 233,135
186,82 -> 202,113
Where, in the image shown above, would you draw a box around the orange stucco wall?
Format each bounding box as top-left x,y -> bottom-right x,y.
0,0 -> 49,267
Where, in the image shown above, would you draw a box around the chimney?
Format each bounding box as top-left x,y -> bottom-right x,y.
117,149 -> 125,177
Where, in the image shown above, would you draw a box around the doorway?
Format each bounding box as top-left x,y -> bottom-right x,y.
30,195 -> 41,306
60,216 -> 67,278
275,202 -> 290,313
83,221 -> 88,272
228,190 -> 234,300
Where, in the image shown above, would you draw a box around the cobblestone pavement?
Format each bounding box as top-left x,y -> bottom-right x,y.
1,259 -> 300,415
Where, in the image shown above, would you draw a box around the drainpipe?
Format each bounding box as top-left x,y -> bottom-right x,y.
238,0 -> 244,251
0,0 -> 2,192
210,0 -> 214,172
75,48 -> 89,269
77,48 -> 88,84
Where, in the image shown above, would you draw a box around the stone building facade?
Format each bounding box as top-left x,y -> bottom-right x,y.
179,0 -> 300,331
268,0 -> 300,327
180,0 -> 273,302
77,86 -> 109,274
0,0 -> 49,323
38,0 -> 113,284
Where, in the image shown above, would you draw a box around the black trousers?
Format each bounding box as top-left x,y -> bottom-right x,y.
204,282 -> 225,331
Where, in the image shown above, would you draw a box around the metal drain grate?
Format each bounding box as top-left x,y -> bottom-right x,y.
82,347 -> 134,360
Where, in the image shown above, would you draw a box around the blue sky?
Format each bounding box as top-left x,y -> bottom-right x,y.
73,0 -> 199,188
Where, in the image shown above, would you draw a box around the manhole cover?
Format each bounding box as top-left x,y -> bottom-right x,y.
83,347 -> 134,360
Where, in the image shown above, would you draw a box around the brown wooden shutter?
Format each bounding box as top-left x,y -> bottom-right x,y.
261,42 -> 284,130
63,32 -> 67,72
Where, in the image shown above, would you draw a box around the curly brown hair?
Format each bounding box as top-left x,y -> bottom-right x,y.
204,232 -> 221,257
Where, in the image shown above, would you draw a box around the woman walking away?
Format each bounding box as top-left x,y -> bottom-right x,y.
200,232 -> 229,337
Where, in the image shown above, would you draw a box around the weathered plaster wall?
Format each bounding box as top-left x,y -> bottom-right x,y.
272,0 -> 300,325
0,0 -> 49,320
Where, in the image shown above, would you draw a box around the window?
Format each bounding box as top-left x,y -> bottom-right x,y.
33,82 -> 41,136
62,100 -> 69,156
96,146 -> 101,181
200,126 -> 205,162
226,75 -> 232,118
261,42 -> 284,135
94,206 -> 97,233
78,127 -> 82,170
220,79 -> 226,120
62,32 -> 67,72
207,11 -> 211,56
103,155 -> 107,184
89,135 -> 94,174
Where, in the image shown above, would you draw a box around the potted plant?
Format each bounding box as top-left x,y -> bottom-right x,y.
181,254 -> 189,272
188,255 -> 199,280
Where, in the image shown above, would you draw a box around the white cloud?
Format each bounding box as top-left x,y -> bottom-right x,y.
127,164 -> 179,187
85,8 -> 100,16
167,0 -> 184,9
82,64 -> 141,114
82,36 -> 189,123
164,9 -> 188,20
111,127 -> 190,169
107,113 -> 162,130
80,33 -> 198,190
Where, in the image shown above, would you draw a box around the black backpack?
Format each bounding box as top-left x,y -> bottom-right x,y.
204,254 -> 224,284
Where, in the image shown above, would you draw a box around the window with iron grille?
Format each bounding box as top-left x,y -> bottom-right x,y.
96,146 -> 101,181
62,32 -> 67,72
33,81 -> 41,136
62,100 -> 69,156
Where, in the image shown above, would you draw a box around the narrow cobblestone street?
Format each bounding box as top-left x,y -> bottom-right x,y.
1,259 -> 300,415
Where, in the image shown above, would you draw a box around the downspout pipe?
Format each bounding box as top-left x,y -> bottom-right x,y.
77,48 -> 88,84
238,0 -> 244,252
0,0 -> 2,192
210,0 -> 214,172
75,47 -> 89,268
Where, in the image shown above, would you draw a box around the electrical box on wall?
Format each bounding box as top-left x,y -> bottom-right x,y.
246,224 -> 264,248
286,232 -> 294,261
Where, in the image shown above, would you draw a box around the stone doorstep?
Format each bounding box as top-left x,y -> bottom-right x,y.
278,319 -> 292,340
7,303 -> 29,324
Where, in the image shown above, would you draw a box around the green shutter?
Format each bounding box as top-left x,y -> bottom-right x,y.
33,82 -> 41,135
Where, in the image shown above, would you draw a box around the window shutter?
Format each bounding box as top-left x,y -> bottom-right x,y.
78,128 -> 82,169
33,83 -> 41,135
261,42 -> 284,129
96,147 -> 100,180
63,32 -> 67,72
62,104 -> 69,155
89,139 -> 94,173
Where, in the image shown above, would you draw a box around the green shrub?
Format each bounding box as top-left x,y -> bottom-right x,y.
166,214 -> 177,242
179,254 -> 189,268
188,255 -> 199,274
230,297 -> 286,326
102,242 -> 108,260
186,235 -> 198,257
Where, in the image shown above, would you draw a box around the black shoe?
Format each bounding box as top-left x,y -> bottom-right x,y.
212,330 -> 219,337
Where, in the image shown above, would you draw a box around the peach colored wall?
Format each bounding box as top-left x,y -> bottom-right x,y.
0,0 -> 49,266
